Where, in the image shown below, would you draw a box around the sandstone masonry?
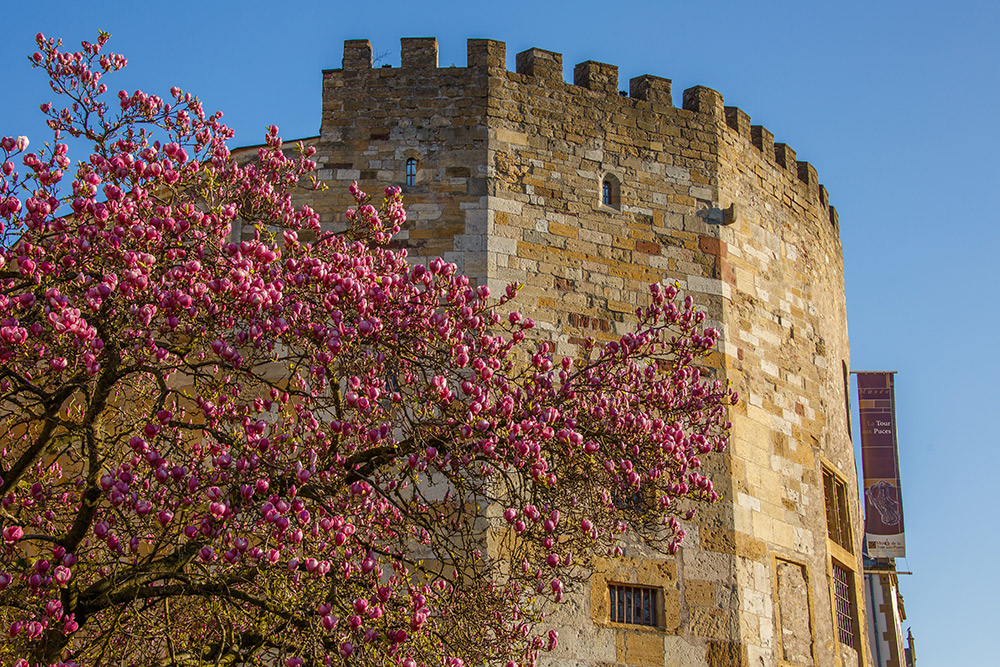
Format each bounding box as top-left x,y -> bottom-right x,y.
252,37 -> 869,667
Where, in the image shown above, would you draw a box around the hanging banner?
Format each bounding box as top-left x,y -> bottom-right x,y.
857,372 -> 905,558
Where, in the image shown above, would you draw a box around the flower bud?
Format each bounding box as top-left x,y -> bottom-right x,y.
1,526 -> 23,544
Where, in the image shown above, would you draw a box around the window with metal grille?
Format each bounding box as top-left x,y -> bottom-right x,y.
831,561 -> 856,648
823,467 -> 853,553
609,584 -> 658,626
405,158 -> 417,186
612,488 -> 647,511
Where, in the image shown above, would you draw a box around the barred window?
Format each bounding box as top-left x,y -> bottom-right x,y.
612,489 -> 647,511
831,561 -> 856,648
823,467 -> 853,553
609,584 -> 658,626
405,158 -> 417,186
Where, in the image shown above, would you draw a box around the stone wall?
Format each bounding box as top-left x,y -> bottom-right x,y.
312,38 -> 493,280
716,89 -> 861,667
243,37 -> 871,667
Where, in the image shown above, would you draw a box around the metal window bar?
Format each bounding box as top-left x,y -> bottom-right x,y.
823,469 -> 853,553
602,180 -> 612,205
823,469 -> 839,544
835,480 -> 853,552
609,585 -> 657,626
832,562 -> 855,648
612,490 -> 646,510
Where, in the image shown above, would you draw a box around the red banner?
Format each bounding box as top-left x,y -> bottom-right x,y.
857,372 -> 905,558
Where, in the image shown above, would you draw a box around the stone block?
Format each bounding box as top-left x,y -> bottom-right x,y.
689,608 -> 731,640
683,86 -> 724,120
705,640 -> 748,667
724,107 -> 750,137
548,221 -> 578,238
468,38 -> 506,69
685,580 -> 715,607
516,48 -> 564,83
343,39 -> 372,70
751,125 -> 774,156
624,632 -> 666,666
700,527 -> 767,560
630,75 -> 672,106
775,559 -> 815,665
401,37 -> 438,68
662,588 -> 681,632
797,160 -> 818,189
774,143 -> 797,172
574,61 -> 619,95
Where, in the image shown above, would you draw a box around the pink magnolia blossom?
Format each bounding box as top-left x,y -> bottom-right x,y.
0,32 -> 736,667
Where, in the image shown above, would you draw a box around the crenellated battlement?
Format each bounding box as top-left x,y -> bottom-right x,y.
326,38 -> 837,228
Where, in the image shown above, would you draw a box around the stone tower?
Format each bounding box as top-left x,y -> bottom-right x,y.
280,37 -> 868,667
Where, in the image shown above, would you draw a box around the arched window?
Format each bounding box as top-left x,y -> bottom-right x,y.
405,158 -> 417,186
601,174 -> 620,208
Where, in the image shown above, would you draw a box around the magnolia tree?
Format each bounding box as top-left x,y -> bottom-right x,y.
0,33 -> 738,667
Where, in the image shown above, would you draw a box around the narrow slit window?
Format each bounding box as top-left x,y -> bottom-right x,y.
601,174 -> 620,208
842,360 -> 852,439
405,158 -> 417,186
608,584 -> 658,626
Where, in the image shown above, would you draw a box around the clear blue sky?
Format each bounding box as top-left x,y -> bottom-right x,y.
2,1 -> 996,663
